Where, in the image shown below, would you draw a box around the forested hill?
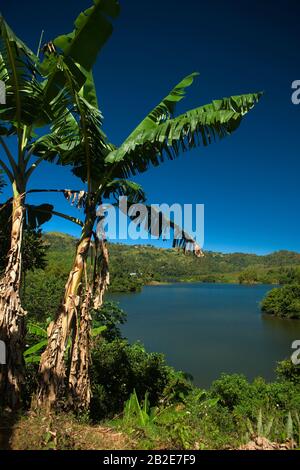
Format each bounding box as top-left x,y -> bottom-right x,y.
44,233 -> 300,290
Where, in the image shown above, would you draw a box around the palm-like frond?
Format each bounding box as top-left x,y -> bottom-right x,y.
40,0 -> 120,109
145,205 -> 202,255
0,16 -> 46,132
31,59 -> 113,183
123,203 -> 203,256
102,179 -> 146,204
53,0 -> 120,73
61,179 -> 146,211
105,73 -> 262,177
128,72 -> 199,137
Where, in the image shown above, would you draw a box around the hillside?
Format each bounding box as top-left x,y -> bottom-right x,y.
44,233 -> 300,289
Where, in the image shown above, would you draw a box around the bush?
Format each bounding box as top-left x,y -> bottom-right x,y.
276,359 -> 300,385
261,284 -> 300,319
209,374 -> 250,410
90,339 -> 190,421
92,301 -> 127,341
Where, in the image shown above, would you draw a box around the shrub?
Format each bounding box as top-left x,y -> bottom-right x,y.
90,339 -> 190,421
92,301 -> 127,341
209,374 -> 250,410
276,359 -> 300,385
261,284 -> 300,319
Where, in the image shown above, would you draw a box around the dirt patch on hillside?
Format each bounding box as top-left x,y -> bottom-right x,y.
2,412 -> 134,450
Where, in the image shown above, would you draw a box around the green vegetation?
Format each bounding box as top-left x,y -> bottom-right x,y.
111,245 -> 300,288
0,0 -> 297,452
25,233 -> 300,300
17,278 -> 300,449
259,262 -> 300,319
109,368 -> 300,450
16,232 -> 300,449
20,233 -> 300,333
262,284 -> 300,319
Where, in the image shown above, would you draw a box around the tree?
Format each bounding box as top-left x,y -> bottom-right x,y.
34,111 -> 146,408
34,63 -> 262,411
0,18 -> 49,408
1,178 -> 48,275
0,2 -> 261,411
238,268 -> 258,284
0,170 -> 9,271
0,0 -> 120,409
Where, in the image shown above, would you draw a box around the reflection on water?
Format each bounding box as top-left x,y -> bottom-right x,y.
109,283 -> 300,388
261,313 -> 300,335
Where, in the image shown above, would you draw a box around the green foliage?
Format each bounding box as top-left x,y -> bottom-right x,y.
0,209 -> 48,275
22,268 -> 66,322
92,301 -> 127,341
114,388 -> 220,450
210,374 -> 300,417
123,390 -> 155,427
109,273 -> 144,293
190,373 -> 300,447
210,373 -> 250,410
245,409 -> 274,439
276,359 -> 300,384
0,15 -> 46,130
53,0 -> 120,74
107,244 -> 300,288
278,267 -> 300,285
106,85 -> 262,178
239,268 -> 258,284
24,340 -> 48,364
22,230 -> 48,274
261,284 -> 300,319
24,321 -> 106,364
27,322 -> 47,339
90,339 -> 189,422
22,233 -> 300,297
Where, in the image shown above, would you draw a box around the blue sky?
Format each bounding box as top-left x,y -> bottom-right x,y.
1,0 -> 300,254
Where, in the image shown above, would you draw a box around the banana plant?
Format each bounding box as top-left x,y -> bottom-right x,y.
30,68 -> 200,410
0,1 -> 120,409
30,65 -> 261,413
0,16 -> 52,409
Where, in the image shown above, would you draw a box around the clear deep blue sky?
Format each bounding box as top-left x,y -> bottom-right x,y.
1,0 -> 300,254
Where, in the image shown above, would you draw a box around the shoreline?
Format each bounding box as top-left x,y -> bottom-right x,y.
145,279 -> 279,287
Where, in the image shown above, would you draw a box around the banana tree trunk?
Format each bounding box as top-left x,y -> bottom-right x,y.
68,286 -> 92,410
37,206 -> 95,410
93,239 -> 110,310
0,184 -> 26,409
68,239 -> 110,410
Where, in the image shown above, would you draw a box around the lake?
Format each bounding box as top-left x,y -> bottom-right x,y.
109,283 -> 300,388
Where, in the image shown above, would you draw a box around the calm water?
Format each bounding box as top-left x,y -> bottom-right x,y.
109,283 -> 300,388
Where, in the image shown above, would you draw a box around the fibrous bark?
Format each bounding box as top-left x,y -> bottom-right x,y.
68,239 -> 110,410
37,202 -> 110,412
37,234 -> 92,409
37,201 -> 96,410
68,286 -> 92,410
0,191 -> 26,409
93,239 -> 110,311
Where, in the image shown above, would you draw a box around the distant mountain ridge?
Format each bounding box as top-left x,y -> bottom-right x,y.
44,232 -> 300,260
